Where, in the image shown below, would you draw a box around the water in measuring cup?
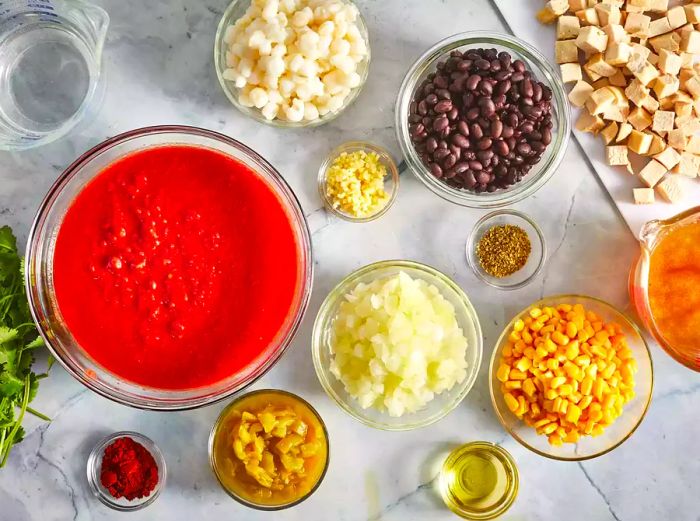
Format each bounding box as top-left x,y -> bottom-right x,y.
0,16 -> 94,137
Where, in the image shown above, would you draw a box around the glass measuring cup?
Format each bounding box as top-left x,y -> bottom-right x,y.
0,0 -> 108,151
629,207 -> 700,371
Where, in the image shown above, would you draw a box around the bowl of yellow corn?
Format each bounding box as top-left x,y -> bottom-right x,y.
318,141 -> 399,223
489,295 -> 653,461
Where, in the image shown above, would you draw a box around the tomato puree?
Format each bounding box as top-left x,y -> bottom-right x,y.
53,145 -> 303,389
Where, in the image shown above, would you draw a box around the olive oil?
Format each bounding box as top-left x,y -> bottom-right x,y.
439,442 -> 518,520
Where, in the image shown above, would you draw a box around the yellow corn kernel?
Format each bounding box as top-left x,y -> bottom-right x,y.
516,396 -> 529,416
565,403 -> 582,424
496,363 -> 511,382
550,376 -> 567,389
565,341 -> 580,361
509,369 -> 527,380
505,380 -> 522,390
548,434 -> 563,446
545,337 -> 558,353
545,389 -> 558,400
515,357 -> 532,372
565,321 -> 578,339
531,402 -> 541,416
559,399 -> 569,415
529,307 -> 543,318
509,331 -> 521,343
602,362 -> 616,380
581,377 -> 593,396
591,424 -> 605,437
524,347 -> 536,359
502,344 -> 513,357
522,329 -> 533,344
504,393 -> 519,413
535,345 -> 548,359
534,418 -> 552,429
542,423 -> 558,435
523,378 -> 537,397
564,430 -> 580,443
553,396 -> 563,413
552,331 -> 570,346
579,395 -> 593,410
575,355 -> 591,367
546,358 -> 560,371
513,319 -> 525,332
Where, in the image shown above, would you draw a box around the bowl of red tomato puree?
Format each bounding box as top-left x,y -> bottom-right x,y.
26,126 -> 313,409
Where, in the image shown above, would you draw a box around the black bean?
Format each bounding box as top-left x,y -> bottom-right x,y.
436,88 -> 451,100
447,107 -> 459,121
520,79 -> 533,98
455,162 -> 470,174
469,160 -> 483,171
443,154 -> 457,169
430,163 -> 443,177
466,107 -> 480,120
426,137 -> 438,152
434,100 -> 452,113
434,148 -> 450,160
466,74 -> 481,90
457,120 -> 470,137
516,142 -> 531,155
452,134 -> 470,148
475,59 -> 491,70
490,119 -> 503,138
477,150 -> 494,162
425,93 -> 438,105
470,123 -> 484,140
542,128 -> 552,145
433,117 -> 449,131
478,138 -> 493,150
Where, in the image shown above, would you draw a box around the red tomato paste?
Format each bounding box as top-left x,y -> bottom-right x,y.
53,145 -> 303,389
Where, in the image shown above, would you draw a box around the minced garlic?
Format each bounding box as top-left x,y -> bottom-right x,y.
325,150 -> 390,218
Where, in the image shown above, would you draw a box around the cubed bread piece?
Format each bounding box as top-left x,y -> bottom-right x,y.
680,68 -> 696,89
537,0 -> 571,23
631,43 -> 652,61
677,23 -> 695,38
583,62 -> 603,81
560,63 -> 583,83
625,12 -> 651,37
667,5 -> 687,30
558,16 -> 582,39
609,69 -> 628,86
647,51 -> 660,66
576,26 -> 609,53
625,79 -> 650,106
686,135 -> 700,154
601,121 -> 619,144
605,42 -> 632,65
658,96 -> 675,110
684,75 -> 700,98
633,187 -> 656,204
629,106 -> 653,130
652,74 -> 679,97
576,111 -> 606,133
668,128 -> 688,150
627,0 -> 651,13
603,104 -> 630,122
654,146 -> 681,168
628,129 -> 653,153
569,0 -> 587,10
658,49 -> 682,75
577,8 -> 600,26
648,17 -> 672,38
652,110 -> 675,132
606,144 -> 629,164
649,32 -> 681,53
556,39 -> 580,63
641,94 -> 660,112
680,52 -> 695,69
592,77 -> 611,89
595,4 -> 622,26
616,122 -> 633,142
639,159 -> 667,187
633,62 -> 660,85
656,175 -> 684,202
604,23 -> 630,44
681,31 -> 700,53
677,115 -> 700,136
672,151 -> 700,177
569,80 -> 595,106
586,53 -> 619,76
647,133 -> 666,156
648,0 -> 668,11
675,101 -> 693,118
684,4 -> 700,24
586,86 -> 617,114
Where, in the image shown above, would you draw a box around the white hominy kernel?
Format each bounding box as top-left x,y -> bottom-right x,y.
271,43 -> 287,57
298,58 -> 318,77
222,68 -> 238,81
296,82 -> 312,101
262,0 -> 279,20
284,99 -> 305,121
298,29 -> 320,54
303,101 -> 320,120
235,75 -> 247,88
347,71 -> 361,88
268,90 -> 283,104
334,20 -> 348,38
289,53 -> 305,72
261,102 -> 279,120
238,91 -> 254,107
248,30 -> 267,49
250,87 -> 269,108
330,38 -> 350,56
331,54 -> 355,74
267,56 -> 286,76
292,6 -> 313,27
279,77 -> 295,96
224,25 -> 236,44
318,20 -> 335,36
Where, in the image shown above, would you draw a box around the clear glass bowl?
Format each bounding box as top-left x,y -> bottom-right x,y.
312,260 -> 483,431
87,431 -> 166,512
395,32 -> 571,208
214,0 -> 371,128
208,389 -> 330,511
317,141 -> 399,222
489,295 -> 654,461
466,210 -> 546,290
25,125 -> 313,410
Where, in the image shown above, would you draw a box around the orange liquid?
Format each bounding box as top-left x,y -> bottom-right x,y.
648,222 -> 700,353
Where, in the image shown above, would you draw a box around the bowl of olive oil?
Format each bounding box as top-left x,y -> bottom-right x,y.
439,442 -> 518,520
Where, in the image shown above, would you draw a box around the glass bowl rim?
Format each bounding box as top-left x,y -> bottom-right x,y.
317,140 -> 400,222
207,388 -> 330,511
488,294 -> 654,461
24,125 -> 314,411
312,259 -> 484,431
86,430 -> 167,512
466,209 -> 547,290
213,0 -> 372,128
394,30 -> 571,209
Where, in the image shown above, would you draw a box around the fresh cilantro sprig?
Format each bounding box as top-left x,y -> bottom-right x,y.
0,225 -> 51,468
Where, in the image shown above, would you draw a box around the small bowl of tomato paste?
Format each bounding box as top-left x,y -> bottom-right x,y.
26,126 -> 313,410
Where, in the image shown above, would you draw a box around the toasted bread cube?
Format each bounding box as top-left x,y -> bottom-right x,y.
586,87 -> 617,114
603,104 -> 630,122
592,77 -> 611,89
576,26 -> 609,53
569,80 -> 595,106
685,4 -> 700,24
647,51 -> 660,65
633,188 -> 655,204
668,128 -> 688,150
634,62 -> 660,85
625,12 -> 651,37
557,16 -> 581,39
639,159 -> 667,187
560,63 -> 583,83
586,53 -> 619,76
609,69 -> 628,86
631,43 -> 652,61
681,31 -> 700,53
595,4 -> 621,26
629,107 -> 653,130
569,0 -> 587,10
583,62 -> 603,81
686,135 -> 700,154
685,75 -> 700,98
658,49 -> 682,75
648,133 -> 666,156
675,101 -> 693,118
627,0 -> 651,13
651,110 -> 675,132
672,151 -> 700,177
680,52 -> 695,69
537,0 -> 570,23
604,23 -> 630,44
648,0 -> 668,11
628,129 -> 653,154
648,17 -> 672,38
649,32 -> 681,53
656,175 -> 684,202
605,42 -> 631,65
577,8 -> 600,27
654,146 -> 681,169
641,94 -> 660,112
576,111 -> 606,133
601,121 -> 619,144
625,79 -> 650,106
556,39 -> 580,63
606,144 -> 629,165
617,122 -> 633,142
666,6 -> 687,30
653,74 -> 680,98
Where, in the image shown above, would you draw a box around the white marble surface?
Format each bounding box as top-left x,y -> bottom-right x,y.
0,1 -> 698,520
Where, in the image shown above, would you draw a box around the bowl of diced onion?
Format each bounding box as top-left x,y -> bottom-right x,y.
312,260 -> 483,431
214,0 -> 371,127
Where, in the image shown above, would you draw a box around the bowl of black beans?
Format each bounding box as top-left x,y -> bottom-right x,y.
396,32 -> 570,208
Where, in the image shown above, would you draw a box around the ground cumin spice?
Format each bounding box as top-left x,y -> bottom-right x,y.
100,436 -> 159,500
476,224 -> 531,278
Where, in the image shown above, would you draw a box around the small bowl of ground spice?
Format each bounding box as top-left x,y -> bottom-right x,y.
318,141 -> 399,222
466,209 -> 546,290
87,431 -> 166,511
